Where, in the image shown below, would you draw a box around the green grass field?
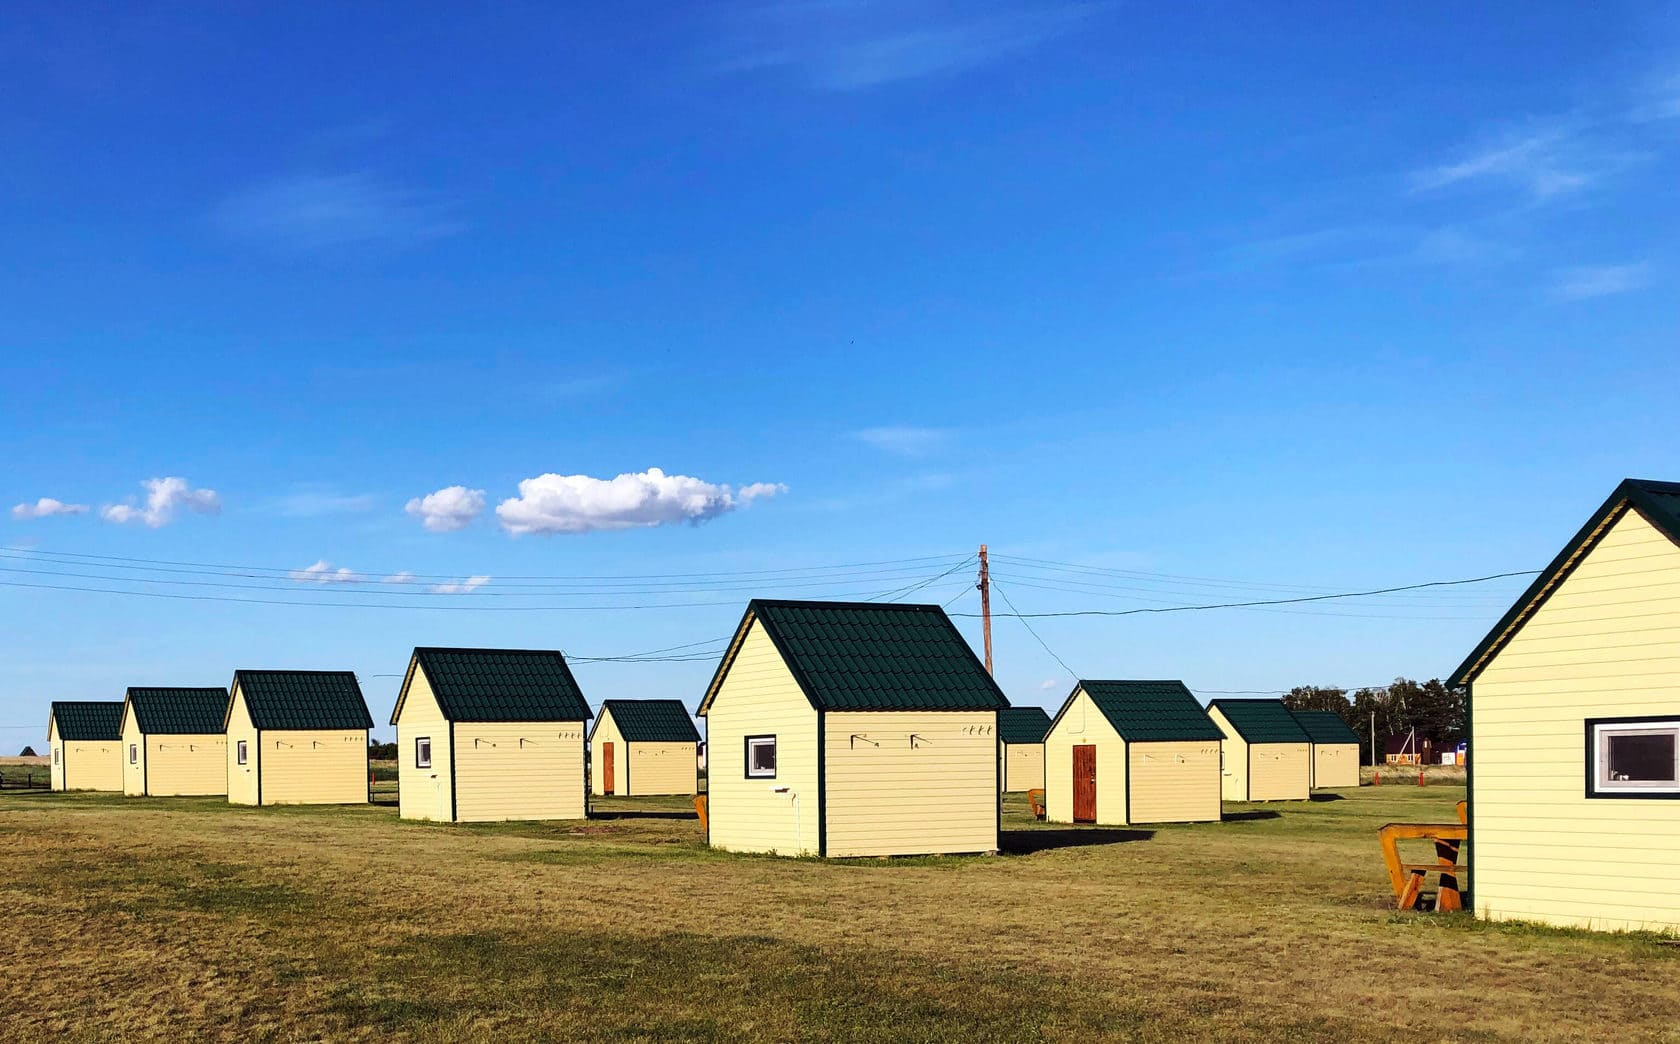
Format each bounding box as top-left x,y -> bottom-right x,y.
1,784 -> 1674,1041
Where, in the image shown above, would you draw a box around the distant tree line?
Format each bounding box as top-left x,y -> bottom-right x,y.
1282,678 -> 1464,765
368,740 -> 397,760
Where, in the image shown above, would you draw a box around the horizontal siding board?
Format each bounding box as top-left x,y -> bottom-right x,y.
453,721 -> 586,822
824,710 -> 996,857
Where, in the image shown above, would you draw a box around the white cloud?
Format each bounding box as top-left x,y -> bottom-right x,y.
1038,679 -> 1060,691
713,2 -> 1099,91
405,485 -> 486,532
1550,263 -> 1653,301
496,468 -> 785,536
11,498 -> 90,520
383,571 -> 416,584
100,477 -> 221,528
215,172 -> 463,251
852,426 -> 954,457
431,575 -> 490,594
1413,127 -> 1597,200
290,559 -> 360,584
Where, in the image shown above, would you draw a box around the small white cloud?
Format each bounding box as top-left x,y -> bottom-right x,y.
405,485 -> 486,533
101,477 -> 221,528
852,426 -> 954,457
431,575 -> 490,594
215,171 -> 463,251
382,571 -> 416,584
1039,679 -> 1059,691
11,498 -> 90,520
290,559 -> 360,584
1413,127 -> 1595,200
496,468 -> 784,536
1550,263 -> 1654,301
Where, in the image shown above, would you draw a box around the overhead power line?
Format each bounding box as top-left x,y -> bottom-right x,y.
990,580 -> 1077,678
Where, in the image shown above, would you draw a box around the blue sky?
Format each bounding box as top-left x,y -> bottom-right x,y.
3,2 -> 1677,745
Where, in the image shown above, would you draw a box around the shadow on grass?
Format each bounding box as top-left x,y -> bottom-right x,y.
1221,810 -> 1282,822
587,810 -> 698,821
1000,828 -> 1154,854
1308,793 -> 1347,802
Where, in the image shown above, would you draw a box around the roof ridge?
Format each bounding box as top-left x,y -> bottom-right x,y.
750,597 -> 943,612
414,646 -> 567,656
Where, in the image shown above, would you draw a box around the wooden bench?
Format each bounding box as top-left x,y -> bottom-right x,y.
1378,800 -> 1468,911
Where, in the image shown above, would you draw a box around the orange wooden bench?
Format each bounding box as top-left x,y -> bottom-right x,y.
1027,788 -> 1046,820
1378,800 -> 1468,911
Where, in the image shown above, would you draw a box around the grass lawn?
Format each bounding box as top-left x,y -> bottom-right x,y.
1,785 -> 1675,1041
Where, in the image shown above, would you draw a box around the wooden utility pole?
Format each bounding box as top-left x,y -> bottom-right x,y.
978,544 -> 993,675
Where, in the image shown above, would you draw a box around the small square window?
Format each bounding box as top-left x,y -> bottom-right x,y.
745,735 -> 777,779
236,740 -> 248,766
129,744 -> 137,765
416,737 -> 432,769
1588,719 -> 1680,797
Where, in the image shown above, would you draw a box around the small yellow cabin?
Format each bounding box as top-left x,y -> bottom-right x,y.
1288,709 -> 1361,789
1451,478 -> 1680,933
225,670 -> 372,807
120,687 -> 229,797
47,701 -> 124,792
998,706 -> 1050,792
590,699 -> 701,797
1043,680 -> 1223,826
1207,699 -> 1310,802
390,647 -> 591,822
698,599 -> 1008,858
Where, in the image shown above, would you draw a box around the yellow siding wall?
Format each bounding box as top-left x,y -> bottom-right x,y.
260,730 -> 367,805
1043,688 -> 1128,824
1208,706 -> 1250,802
394,668 -> 453,822
122,709 -> 146,796
627,741 -> 699,796
824,710 -> 997,857
60,740 -> 123,792
589,712 -> 626,796
1473,507 -> 1680,933
1247,743 -> 1311,801
702,621 -> 820,856
454,721 -> 586,821
1128,740 -> 1222,824
142,735 -> 226,796
225,685 -> 260,806
1311,743 -> 1359,789
1001,742 -> 1045,792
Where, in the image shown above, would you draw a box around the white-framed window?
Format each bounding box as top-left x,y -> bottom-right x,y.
745,734 -> 777,779
1588,718 -> 1680,797
237,740 -> 248,766
416,736 -> 432,769
129,744 -> 137,765
53,747 -> 59,765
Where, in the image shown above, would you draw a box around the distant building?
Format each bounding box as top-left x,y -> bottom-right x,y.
1043,681 -> 1223,825
1289,709 -> 1361,788
997,706 -> 1051,792
1382,731 -> 1432,766
226,670 -> 372,807
120,687 -> 229,797
47,701 -> 124,792
391,647 -> 591,822
590,699 -> 701,797
1206,699 -> 1311,802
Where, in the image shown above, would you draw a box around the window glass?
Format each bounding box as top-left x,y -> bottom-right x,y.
237,740 -> 248,765
746,735 -> 777,778
416,737 -> 432,769
129,744 -> 137,764
1592,721 -> 1680,795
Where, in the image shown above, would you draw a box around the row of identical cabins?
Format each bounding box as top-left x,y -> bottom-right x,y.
49,601 -> 1359,841
40,479 -> 1680,935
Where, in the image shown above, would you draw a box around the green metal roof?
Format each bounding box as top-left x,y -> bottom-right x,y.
1207,698 -> 1309,743
49,701 -> 124,741
999,706 -> 1052,744
233,670 -> 372,731
597,699 -> 700,743
1451,478 -> 1680,686
127,688 -> 229,735
1289,709 -> 1360,745
707,600 -> 1010,713
1062,680 -> 1226,742
403,647 -> 591,724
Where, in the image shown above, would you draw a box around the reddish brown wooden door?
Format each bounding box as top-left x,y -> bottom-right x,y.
1073,744 -> 1097,823
602,742 -> 615,795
